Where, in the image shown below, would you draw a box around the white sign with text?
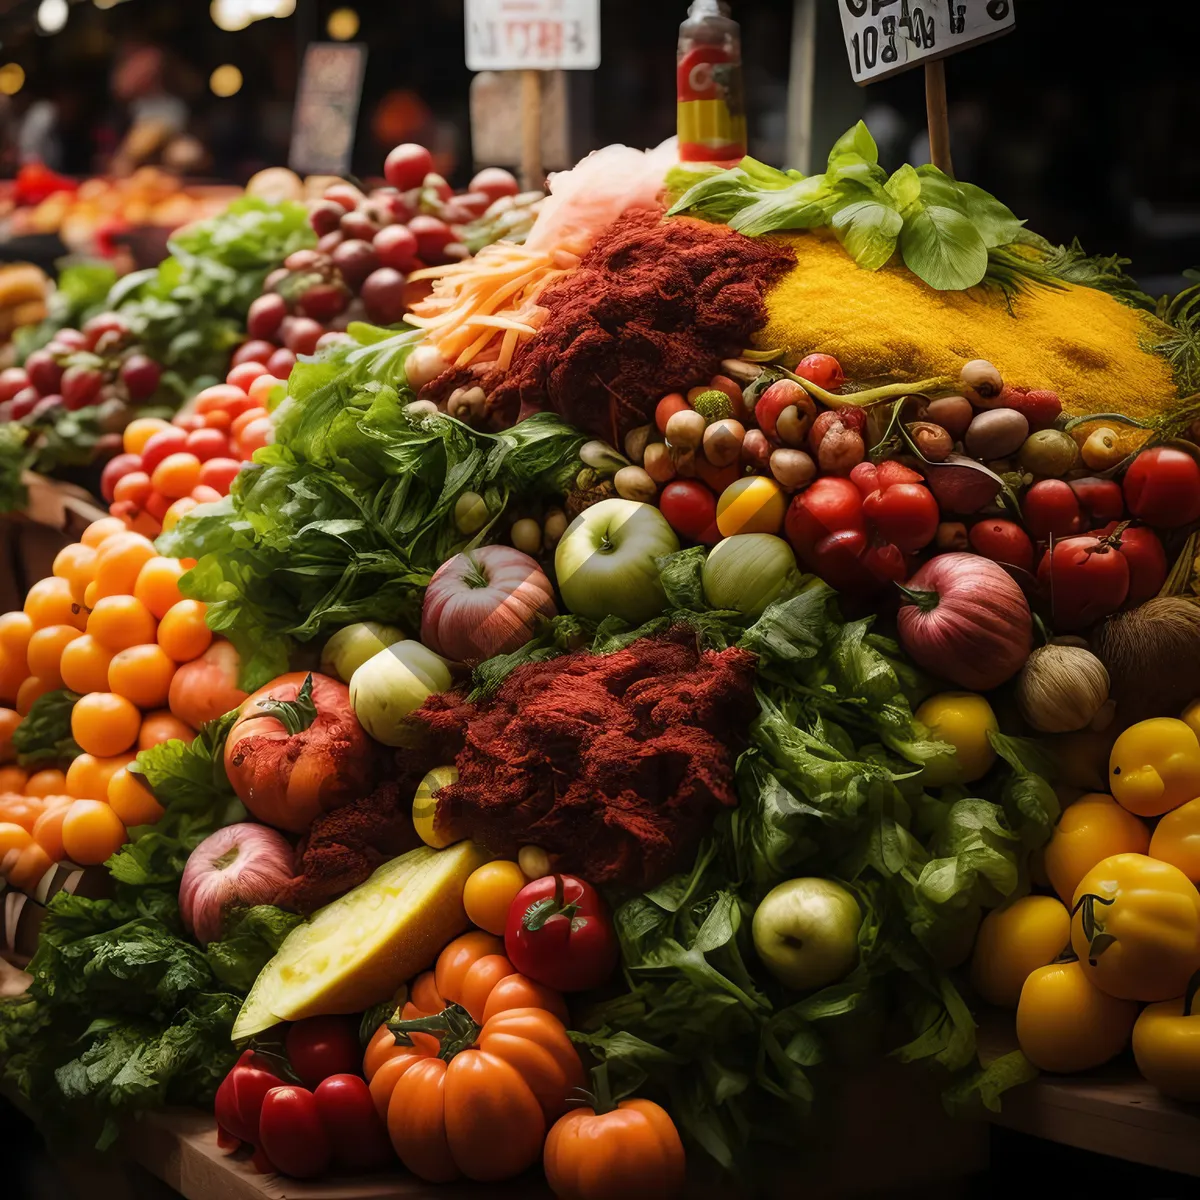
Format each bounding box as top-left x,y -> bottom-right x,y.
465,0 -> 600,72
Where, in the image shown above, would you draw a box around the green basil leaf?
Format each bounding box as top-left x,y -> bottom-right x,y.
884,164 -> 922,215
900,204 -> 989,290
953,179 -> 1025,248
831,200 -> 902,272
914,165 -> 970,215
827,120 -> 878,170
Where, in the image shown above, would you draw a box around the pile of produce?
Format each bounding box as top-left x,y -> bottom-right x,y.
4,121 -> 1200,1197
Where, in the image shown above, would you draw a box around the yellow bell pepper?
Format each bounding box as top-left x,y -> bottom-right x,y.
1149,796 -> 1200,884
1132,973 -> 1200,1101
1042,792 -> 1149,904
1071,852 -> 1200,1002
1109,717 -> 1200,817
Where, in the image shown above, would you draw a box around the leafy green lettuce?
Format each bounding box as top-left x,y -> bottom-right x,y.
11,688 -> 81,767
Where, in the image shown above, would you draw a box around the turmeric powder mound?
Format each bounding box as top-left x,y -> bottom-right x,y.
756,232 -> 1179,421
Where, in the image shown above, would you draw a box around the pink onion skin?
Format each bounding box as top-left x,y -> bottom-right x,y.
421,545 -> 556,662
179,823 -> 295,945
897,552 -> 1032,691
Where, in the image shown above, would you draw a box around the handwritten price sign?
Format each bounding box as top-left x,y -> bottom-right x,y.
838,0 -> 1015,85
465,0 -> 600,72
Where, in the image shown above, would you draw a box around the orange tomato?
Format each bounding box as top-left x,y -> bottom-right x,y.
32,803 -> 68,860
0,820 -> 31,858
0,794 -> 43,832
61,799 -> 127,865
248,374 -> 283,405
157,600 -> 212,663
59,634 -> 116,695
0,645 -> 28,704
0,707 -> 19,763
87,595 -> 157,652
71,693 -> 141,757
52,542 -> 98,603
66,751 -> 136,801
122,417 -> 172,457
15,675 -> 52,716
236,416 -> 273,457
134,556 -> 188,618
83,580 -> 100,610
161,497 -> 198,532
203,409 -> 232,431
24,768 -> 66,798
113,471 -> 153,507
463,861 -> 528,937
26,624 -> 82,687
195,384 -> 248,414
7,839 -> 53,889
24,576 -> 87,631
150,453 -> 202,500
0,765 -> 27,793
0,611 -> 33,658
108,644 -> 175,709
92,532 -> 157,599
138,709 -> 195,749
80,516 -> 128,549
108,767 -> 164,826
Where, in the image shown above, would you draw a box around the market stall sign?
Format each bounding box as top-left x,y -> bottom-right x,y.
465,0 -> 601,72
288,42 -> 368,177
838,0 -> 1015,85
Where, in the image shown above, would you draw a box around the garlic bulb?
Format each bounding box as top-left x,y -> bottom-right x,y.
1016,644 -> 1110,733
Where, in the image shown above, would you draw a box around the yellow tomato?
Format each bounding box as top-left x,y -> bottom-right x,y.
1109,717 -> 1200,817
87,595 -> 158,652
61,799 -> 127,865
91,533 -> 157,600
107,767 -> 164,827
969,895 -> 1071,1008
914,692 -> 997,786
412,765 -> 462,849
65,752 -> 137,801
108,644 -> 176,709
80,517 -> 127,549
71,693 -> 141,758
52,542 -> 98,605
0,611 -> 33,658
1132,981 -> 1200,1102
1043,793 -> 1150,904
134,557 -> 188,619
122,417 -> 171,457
59,634 -> 116,696
716,477 -> 786,537
1016,959 -> 1137,1073
1071,853 -> 1200,1002
15,675 -> 52,716
1149,796 -> 1200,884
0,707 -> 19,764
24,768 -> 66,798
25,623 -> 82,688
463,860 -> 528,936
0,645 -> 28,705
24,576 -> 86,631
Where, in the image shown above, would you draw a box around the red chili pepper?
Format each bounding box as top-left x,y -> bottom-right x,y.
258,1085 -> 332,1180
504,873 -> 619,993
213,1050 -> 281,1155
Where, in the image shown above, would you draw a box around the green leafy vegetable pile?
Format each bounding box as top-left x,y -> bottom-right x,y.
0,713 -> 299,1148
11,689 -> 81,768
108,197 -> 315,395
467,550 -> 1052,1172
159,325 -> 585,688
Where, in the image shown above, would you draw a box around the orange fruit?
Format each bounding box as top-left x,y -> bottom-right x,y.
107,767 -> 164,826
0,793 -> 42,831
157,600 -> 212,663
92,533 -> 157,600
150,453 -> 202,500
59,634 -> 116,695
0,764 -> 28,793
716,477 -> 786,537
52,543 -> 98,604
61,799 -> 127,865
108,644 -> 175,709
122,417 -> 171,457
134,556 -> 188,619
0,707 -> 20,763
161,497 -> 198,532
26,624 -> 82,687
24,576 -> 87,631
87,595 -> 157,652
65,751 -> 137,801
8,838 -> 53,887
0,820 -> 31,857
24,768 -> 67,798
0,645 -> 29,704
137,710 -> 195,749
80,516 -> 128,549
32,803 -> 68,860
71,693 -> 141,757
0,611 -> 34,658
15,675 -> 52,716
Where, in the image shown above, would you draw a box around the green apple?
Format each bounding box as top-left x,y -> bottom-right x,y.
752,877 -> 861,991
349,639 -> 454,746
555,498 -> 679,625
320,621 -> 406,683
702,533 -> 799,616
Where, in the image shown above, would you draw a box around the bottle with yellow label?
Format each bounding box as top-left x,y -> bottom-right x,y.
677,0 -> 747,165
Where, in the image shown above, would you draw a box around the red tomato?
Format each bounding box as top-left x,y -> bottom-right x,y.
794,353 -> 845,391
184,428 -> 230,462
139,427 -> 188,475
199,457 -> 242,494
195,384 -> 248,414
285,1016 -> 362,1088
1094,521 -> 1168,605
191,484 -> 224,504
214,1050 -> 281,1153
232,340 -> 276,367
313,1075 -> 394,1171
968,519 -> 1034,573
226,361 -> 270,391
1037,533 -> 1130,631
1123,446 -> 1200,528
172,413 -> 206,433
654,393 -> 689,435
658,480 -> 719,544
1069,476 -> 1124,524
853,461 -> 938,553
100,453 -> 143,504
258,1086 -> 331,1179
1023,479 -> 1082,544
236,416 -> 273,456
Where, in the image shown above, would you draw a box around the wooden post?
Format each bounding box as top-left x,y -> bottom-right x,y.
924,58 -> 953,177
520,69 -> 543,191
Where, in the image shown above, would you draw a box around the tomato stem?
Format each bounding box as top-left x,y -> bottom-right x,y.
523,874 -> 581,932
388,1003 -> 481,1063
1070,893 -> 1117,963
259,672 -> 319,737
895,584 -> 940,613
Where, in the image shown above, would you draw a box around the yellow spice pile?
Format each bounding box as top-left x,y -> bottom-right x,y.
756,232 -> 1179,421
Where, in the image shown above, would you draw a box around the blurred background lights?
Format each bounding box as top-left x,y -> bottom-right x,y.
0,63 -> 25,95
209,64 -> 243,98
36,0 -> 69,34
326,8 -> 359,40
211,0 -> 250,31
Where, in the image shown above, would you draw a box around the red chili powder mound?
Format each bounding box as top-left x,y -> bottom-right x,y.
489,210 -> 795,443
409,628 -> 758,889
279,779 -> 423,914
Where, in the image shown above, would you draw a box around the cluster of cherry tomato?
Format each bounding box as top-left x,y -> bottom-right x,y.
0,310 -> 162,424
102,359 -> 280,537
0,516 -> 216,880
